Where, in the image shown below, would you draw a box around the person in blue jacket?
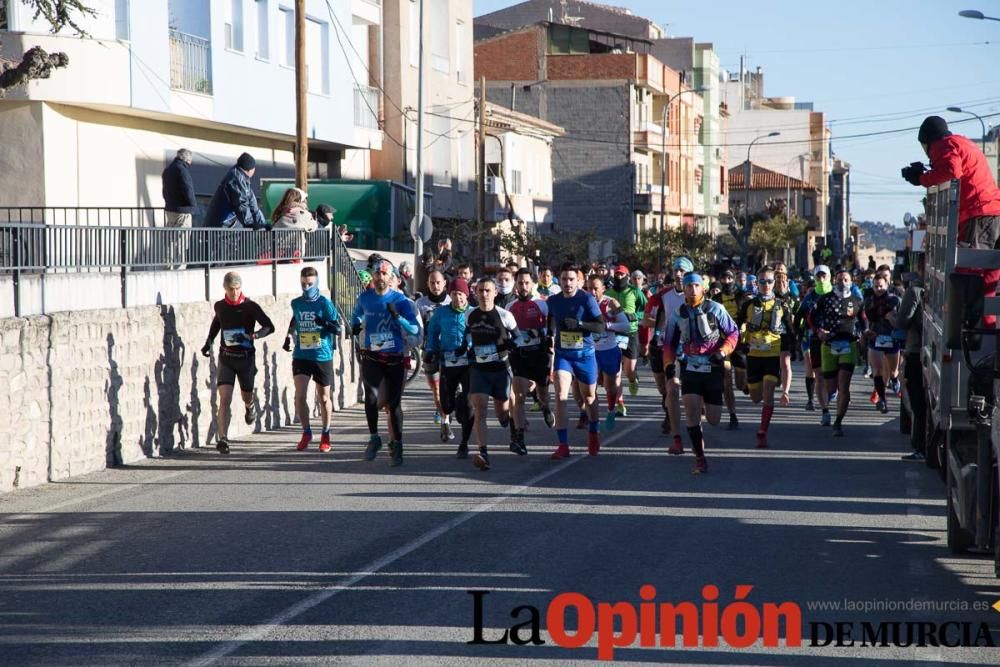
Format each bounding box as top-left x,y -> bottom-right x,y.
425,278 -> 475,457
350,259 -> 420,466
283,266 -> 340,453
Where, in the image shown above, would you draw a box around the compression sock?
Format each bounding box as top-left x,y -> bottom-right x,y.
760,405 -> 774,433
874,376 -> 886,402
687,425 -> 705,458
805,377 -> 815,402
557,428 -> 568,445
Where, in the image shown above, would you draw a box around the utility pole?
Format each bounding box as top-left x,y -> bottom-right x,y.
414,0 -> 426,280
294,0 -> 307,190
478,75 -> 487,263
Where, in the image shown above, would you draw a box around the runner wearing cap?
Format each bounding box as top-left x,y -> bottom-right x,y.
606,264 -> 641,412
645,257 -> 692,453
425,278 -> 474,456
662,272 -> 740,474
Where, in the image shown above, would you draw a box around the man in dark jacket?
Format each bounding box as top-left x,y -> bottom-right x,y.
162,148 -> 197,226
204,152 -> 268,230
889,268 -> 925,460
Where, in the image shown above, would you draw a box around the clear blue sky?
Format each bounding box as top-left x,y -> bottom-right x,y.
473,0 -> 1000,225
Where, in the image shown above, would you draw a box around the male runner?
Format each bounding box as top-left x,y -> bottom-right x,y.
644,257 -> 690,452
508,269 -> 554,449
606,264 -> 641,407
415,270 -> 451,430
863,274 -> 901,414
425,278 -> 474,456
587,276 -> 632,430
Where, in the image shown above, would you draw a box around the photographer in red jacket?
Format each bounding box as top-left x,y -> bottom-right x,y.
903,116 -> 1000,322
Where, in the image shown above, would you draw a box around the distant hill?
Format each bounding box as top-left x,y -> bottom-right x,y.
855,220 -> 908,251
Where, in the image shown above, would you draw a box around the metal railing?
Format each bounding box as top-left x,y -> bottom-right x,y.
354,84 -> 380,130
0,207 -> 168,228
169,30 -> 213,95
1,224 -> 334,316
330,230 -> 365,324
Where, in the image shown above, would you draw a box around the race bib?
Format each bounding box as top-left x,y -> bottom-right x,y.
686,354 -> 711,374
444,350 -> 469,367
474,343 -> 500,363
875,335 -> 895,350
298,332 -> 322,350
370,331 -> 397,352
222,328 -> 246,346
560,331 -> 585,349
831,340 -> 853,356
592,331 -> 609,344
518,330 -> 542,348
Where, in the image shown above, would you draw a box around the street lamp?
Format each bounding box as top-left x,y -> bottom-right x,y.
947,105 -> 988,151
658,86 -> 708,274
959,9 -> 1000,21
744,132 -> 780,253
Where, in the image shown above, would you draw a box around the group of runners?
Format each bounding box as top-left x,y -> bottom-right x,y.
200,255 -> 911,475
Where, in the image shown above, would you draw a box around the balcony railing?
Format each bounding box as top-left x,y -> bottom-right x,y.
169,30 -> 213,95
354,85 -> 380,130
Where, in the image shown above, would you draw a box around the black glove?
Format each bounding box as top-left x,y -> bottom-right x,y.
901,161 -> 925,186
563,317 -> 579,331
387,301 -> 399,318
455,341 -> 469,358
709,351 -> 725,366
315,316 -> 341,336
350,321 -> 363,337
282,336 -> 292,353
200,341 -> 212,358
422,350 -> 437,365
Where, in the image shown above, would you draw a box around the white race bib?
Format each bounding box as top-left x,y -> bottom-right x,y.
560,331 -> 584,350
444,350 -> 469,367
474,343 -> 500,363
686,354 -> 711,373
830,340 -> 853,356
298,332 -> 322,350
874,335 -> 894,350
518,330 -> 542,348
370,332 -> 397,352
222,328 -> 245,346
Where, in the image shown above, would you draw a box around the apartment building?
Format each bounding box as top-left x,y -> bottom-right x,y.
372,0 -> 476,225
0,0 -> 382,208
474,20 -> 702,245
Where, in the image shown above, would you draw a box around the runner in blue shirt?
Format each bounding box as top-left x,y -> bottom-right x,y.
283,266 -> 340,453
546,263 -> 606,459
350,259 -> 420,466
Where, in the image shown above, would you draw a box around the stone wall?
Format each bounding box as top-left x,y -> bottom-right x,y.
0,294 -> 362,493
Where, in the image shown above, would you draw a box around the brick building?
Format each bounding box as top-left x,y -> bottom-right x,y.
474,20 -> 703,248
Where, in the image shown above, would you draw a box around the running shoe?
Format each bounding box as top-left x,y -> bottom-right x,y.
543,406 -> 555,428
587,432 -> 600,456
440,422 -> 454,443
629,378 -> 639,396
755,431 -> 768,449
434,411 -> 442,425
364,434 -> 382,461
692,456 -> 708,474
456,443 -> 469,459
616,401 -> 627,417
829,390 -> 838,403
474,449 -> 491,471
216,437 -> 230,455
509,432 -> 528,456
820,411 -> 831,427
244,403 -> 256,425
805,400 -> 815,412
876,399 -> 888,414
728,413 -> 739,431
863,366 -> 872,378
529,401 -> 541,412
576,413 -> 588,429
296,432 -> 312,451
550,444 -> 571,460
389,440 -> 403,466
318,432 -> 331,453
869,389 -> 879,405
888,378 -> 901,394
668,436 -> 683,455
832,424 -> 844,437
604,411 -> 617,431
498,413 -> 511,428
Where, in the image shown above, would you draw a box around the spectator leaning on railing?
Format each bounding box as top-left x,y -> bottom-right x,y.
204,152 -> 268,230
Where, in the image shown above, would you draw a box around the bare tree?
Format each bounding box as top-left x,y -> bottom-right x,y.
0,1 -> 96,93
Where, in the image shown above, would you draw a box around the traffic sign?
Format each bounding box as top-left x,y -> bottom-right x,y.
410,214 -> 433,243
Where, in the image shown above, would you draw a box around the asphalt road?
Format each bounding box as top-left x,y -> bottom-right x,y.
1,363 -> 998,666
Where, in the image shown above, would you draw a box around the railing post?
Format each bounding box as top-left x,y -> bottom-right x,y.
271,230 -> 278,299
13,226 -> 21,317
204,229 -> 212,302
119,227 -> 128,308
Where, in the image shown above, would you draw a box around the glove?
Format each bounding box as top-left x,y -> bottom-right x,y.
282,336 -> 292,353
200,341 -> 212,358
901,162 -> 925,186
387,301 -> 399,318
350,321 -> 363,337
709,351 -> 725,366
422,350 -> 437,365
563,317 -> 579,331
455,341 -> 469,358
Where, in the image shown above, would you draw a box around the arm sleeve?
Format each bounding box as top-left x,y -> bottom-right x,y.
919,142 -> 962,187
286,315 -> 296,336
607,312 -> 631,334
351,300 -> 364,328
254,304 -> 275,338
396,308 -> 421,336
717,309 -> 740,357
207,314 -> 220,343
319,302 -> 341,334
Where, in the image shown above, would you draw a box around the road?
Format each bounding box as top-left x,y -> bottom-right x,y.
1,364 -> 998,665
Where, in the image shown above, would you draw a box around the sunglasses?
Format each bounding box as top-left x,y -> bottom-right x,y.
759,278 -> 775,284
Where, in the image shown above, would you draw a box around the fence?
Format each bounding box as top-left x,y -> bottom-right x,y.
330,227 -> 365,322
354,85 -> 381,130
0,207 -> 167,228
0,223 -> 336,317
169,30 -> 213,95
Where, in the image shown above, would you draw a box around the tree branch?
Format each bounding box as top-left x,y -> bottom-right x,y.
0,45 -> 69,92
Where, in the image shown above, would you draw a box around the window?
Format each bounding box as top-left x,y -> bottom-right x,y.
280,7 -> 294,66
225,0 -> 244,52
408,0 -> 419,68
454,20 -> 466,84
306,19 -> 329,94
255,0 -> 269,60
510,169 -> 523,195
430,0 -> 448,73
803,197 -> 814,218
430,110 -> 451,186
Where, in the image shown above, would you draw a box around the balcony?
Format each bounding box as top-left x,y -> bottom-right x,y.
634,183 -> 653,212
633,121 -> 665,152
354,85 -> 380,129
169,30 -> 212,95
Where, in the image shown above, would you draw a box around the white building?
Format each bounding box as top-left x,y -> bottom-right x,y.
0,0 -> 383,209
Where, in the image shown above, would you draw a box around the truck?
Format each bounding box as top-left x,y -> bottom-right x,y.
918,179 -> 999,575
